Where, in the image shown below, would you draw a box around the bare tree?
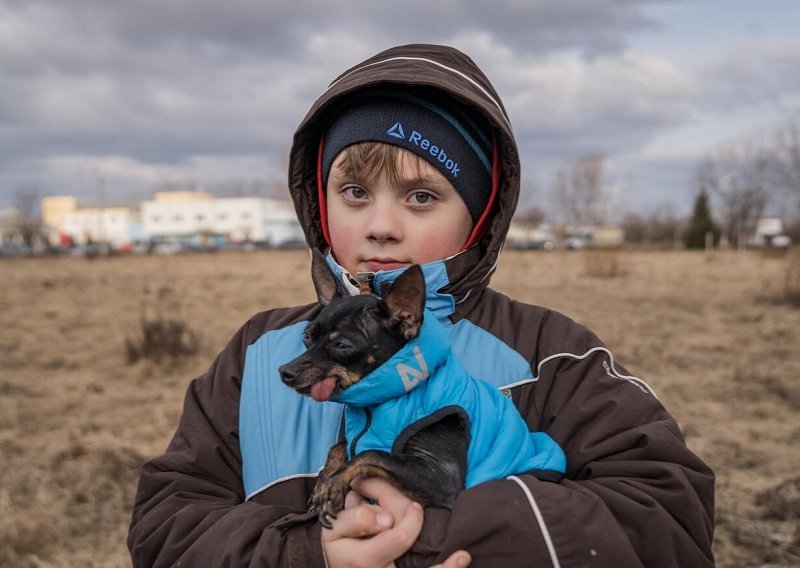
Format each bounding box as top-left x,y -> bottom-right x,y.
696,139 -> 773,247
11,184 -> 45,247
553,154 -> 608,226
620,202 -> 684,248
515,205 -> 547,226
514,177 -> 547,225
774,114 -> 800,211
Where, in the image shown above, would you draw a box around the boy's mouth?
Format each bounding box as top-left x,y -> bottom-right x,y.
364,258 -> 409,272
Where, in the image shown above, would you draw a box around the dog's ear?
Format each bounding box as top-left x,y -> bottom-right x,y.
311,249 -> 349,306
383,265 -> 425,339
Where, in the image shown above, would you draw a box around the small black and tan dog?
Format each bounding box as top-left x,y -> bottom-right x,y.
280,251 -> 468,527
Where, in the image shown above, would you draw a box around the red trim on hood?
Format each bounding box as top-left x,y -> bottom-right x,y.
462,134 -> 500,250
317,137 -> 332,248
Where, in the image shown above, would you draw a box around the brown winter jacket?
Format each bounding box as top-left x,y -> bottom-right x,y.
128,44 -> 715,567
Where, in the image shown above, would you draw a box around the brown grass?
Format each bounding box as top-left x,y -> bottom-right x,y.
1,249 -> 798,567
782,250 -> 800,307
582,249 -> 627,278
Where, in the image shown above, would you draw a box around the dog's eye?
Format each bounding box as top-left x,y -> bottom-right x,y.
302,332 -> 311,346
332,340 -> 353,353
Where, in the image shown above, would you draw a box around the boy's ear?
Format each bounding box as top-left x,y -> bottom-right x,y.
311,249 -> 349,306
383,265 -> 425,339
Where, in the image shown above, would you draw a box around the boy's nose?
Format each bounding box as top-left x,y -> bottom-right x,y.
366,203 -> 403,243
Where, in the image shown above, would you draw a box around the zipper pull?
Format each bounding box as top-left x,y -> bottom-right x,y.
355,272 -> 376,295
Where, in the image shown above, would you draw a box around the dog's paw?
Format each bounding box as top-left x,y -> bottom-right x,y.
308,489 -> 327,517
311,476 -> 352,528
323,475 -> 350,514
318,502 -> 338,529
308,493 -> 339,529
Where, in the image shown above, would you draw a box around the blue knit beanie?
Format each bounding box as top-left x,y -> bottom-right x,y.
321,89 -> 493,222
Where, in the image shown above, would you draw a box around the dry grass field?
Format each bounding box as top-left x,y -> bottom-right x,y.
1,249 -> 798,567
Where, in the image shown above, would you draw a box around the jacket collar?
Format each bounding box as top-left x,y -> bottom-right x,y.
324,251 -> 465,321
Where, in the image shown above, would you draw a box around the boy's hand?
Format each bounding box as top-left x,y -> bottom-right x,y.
321,478 -> 422,568
431,550 -> 471,568
321,478 -> 471,568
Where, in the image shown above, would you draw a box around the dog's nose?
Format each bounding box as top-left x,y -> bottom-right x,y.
279,364 -> 296,384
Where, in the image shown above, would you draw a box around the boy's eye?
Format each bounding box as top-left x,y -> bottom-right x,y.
408,191 -> 436,206
342,186 -> 368,201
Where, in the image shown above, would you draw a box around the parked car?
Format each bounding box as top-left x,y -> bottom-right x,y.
506,223 -> 556,250
565,226 -> 625,250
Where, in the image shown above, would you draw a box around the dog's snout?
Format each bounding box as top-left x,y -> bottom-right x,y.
279,363 -> 297,384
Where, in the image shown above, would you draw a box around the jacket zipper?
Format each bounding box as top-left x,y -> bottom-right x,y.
350,407 -> 372,457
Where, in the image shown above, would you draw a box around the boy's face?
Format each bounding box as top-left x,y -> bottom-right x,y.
326,145 -> 473,276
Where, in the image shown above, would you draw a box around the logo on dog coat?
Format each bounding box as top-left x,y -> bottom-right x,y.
397,346 -> 429,392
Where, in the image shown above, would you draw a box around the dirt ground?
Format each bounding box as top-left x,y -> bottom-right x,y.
1,249 -> 798,567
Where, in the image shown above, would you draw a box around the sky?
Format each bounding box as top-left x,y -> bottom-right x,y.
1,0 -> 799,219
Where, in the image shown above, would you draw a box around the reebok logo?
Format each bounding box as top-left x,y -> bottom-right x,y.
408,130 -> 460,177
386,122 -> 405,140
385,122 -> 461,178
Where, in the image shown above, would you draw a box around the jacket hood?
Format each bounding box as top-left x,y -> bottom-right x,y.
288,44 -> 521,313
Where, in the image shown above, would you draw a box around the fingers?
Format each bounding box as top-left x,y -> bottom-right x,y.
323,503 -> 393,541
352,477 -> 409,509
322,501 -> 424,568
430,550 -> 471,568
344,488 -> 367,509
357,501 -> 424,564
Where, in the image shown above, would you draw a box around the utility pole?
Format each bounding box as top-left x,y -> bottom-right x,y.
95,168 -> 106,248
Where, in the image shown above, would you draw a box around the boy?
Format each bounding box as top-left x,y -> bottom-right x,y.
128,44 -> 715,567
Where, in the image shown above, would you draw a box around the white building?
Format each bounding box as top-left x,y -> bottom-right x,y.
41,196 -> 140,248
62,206 -> 140,247
748,217 -> 792,248
141,192 -> 304,246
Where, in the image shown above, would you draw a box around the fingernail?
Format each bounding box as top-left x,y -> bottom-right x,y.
377,512 -> 392,528
457,553 -> 471,567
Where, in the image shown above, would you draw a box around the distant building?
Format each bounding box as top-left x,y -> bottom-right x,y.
0,207 -> 29,246
0,206 -> 54,253
41,196 -> 78,233
141,192 -> 304,247
0,207 -> 24,243
140,192 -> 304,247
748,217 -> 792,249
42,195 -> 139,247
41,191 -> 305,249
62,206 -> 141,247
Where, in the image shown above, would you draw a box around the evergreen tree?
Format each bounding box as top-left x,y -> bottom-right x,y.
685,191 -> 717,249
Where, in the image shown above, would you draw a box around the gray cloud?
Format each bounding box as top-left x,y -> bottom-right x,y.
1,0 -> 658,57
1,0 -> 798,217
697,41 -> 800,111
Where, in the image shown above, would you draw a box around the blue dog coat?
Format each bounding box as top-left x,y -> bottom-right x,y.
333,311 -> 566,488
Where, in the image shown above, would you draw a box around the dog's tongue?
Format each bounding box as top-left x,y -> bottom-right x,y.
311,377 -> 338,402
